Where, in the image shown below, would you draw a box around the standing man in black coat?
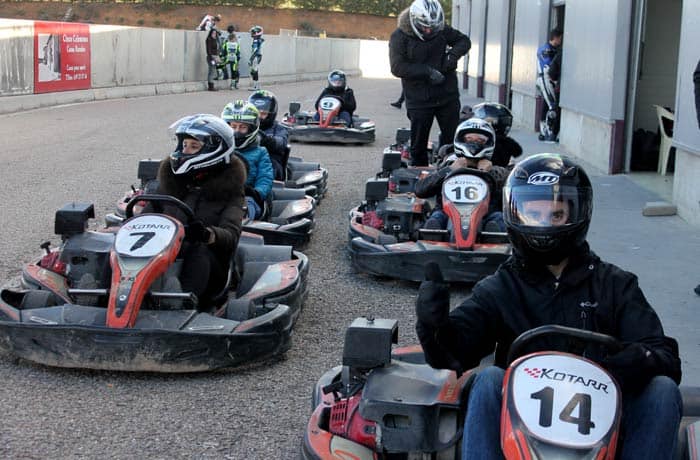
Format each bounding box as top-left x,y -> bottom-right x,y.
389,0 -> 471,166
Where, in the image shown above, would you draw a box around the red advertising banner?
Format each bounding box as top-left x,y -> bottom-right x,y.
34,21 -> 91,94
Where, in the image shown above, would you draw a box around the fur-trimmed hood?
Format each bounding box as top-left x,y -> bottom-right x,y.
397,8 -> 415,36
157,155 -> 246,202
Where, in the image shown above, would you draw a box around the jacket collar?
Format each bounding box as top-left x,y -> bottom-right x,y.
508,242 -> 599,287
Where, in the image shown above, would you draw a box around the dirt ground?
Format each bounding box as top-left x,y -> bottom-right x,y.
0,2 -> 398,40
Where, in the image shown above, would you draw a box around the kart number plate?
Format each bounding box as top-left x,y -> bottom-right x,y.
443,175 -> 488,204
509,354 -> 619,448
319,97 -> 341,111
115,215 -> 178,257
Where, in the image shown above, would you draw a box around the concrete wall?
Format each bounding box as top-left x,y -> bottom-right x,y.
0,19 -> 34,95
0,20 -> 375,114
671,1 -> 700,227
466,0 -> 486,97
509,0 -> 548,128
483,0 -> 509,102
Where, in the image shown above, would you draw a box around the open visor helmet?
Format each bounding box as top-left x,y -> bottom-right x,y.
221,100 -> 261,149
409,0 -> 445,41
503,153 -> 593,265
472,102 -> 514,136
169,114 -> 235,175
250,25 -> 263,38
453,118 -> 496,159
248,90 -> 279,130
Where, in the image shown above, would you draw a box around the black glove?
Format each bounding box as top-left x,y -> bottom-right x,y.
428,67 -> 445,86
442,52 -> 460,73
416,262 -> 450,328
245,185 -> 264,208
185,219 -> 211,243
602,342 -> 659,393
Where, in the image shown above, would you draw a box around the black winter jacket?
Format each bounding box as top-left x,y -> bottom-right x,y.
414,163 -> 508,214
314,87 -> 357,117
389,9 -> 471,109
150,158 -> 247,268
694,59 -> 700,129
417,244 -> 682,392
491,135 -> 523,168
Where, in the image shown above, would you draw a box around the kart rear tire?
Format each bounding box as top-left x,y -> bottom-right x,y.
20,290 -> 57,309
225,298 -> 256,321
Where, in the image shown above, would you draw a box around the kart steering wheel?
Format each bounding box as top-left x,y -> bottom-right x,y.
124,193 -> 195,222
506,325 -> 623,366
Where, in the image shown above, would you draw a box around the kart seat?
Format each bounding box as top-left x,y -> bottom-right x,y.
234,243 -> 294,296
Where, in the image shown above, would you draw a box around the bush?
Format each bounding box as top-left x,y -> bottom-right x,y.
136,19 -> 145,26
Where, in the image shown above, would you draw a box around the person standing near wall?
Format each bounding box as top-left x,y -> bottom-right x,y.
205,28 -> 221,91
694,59 -> 700,296
248,25 -> 265,91
389,0 -> 471,166
536,28 -> 563,143
196,14 -> 221,32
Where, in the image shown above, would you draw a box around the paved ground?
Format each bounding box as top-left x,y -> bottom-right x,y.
0,77 -> 698,459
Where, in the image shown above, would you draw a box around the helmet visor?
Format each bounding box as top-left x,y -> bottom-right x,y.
329,75 -> 345,88
505,184 -> 591,228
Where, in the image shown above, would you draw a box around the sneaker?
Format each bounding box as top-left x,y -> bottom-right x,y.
424,218 -> 443,230
160,276 -> 183,309
483,221 -> 501,233
390,101 -> 402,109
75,273 -> 99,306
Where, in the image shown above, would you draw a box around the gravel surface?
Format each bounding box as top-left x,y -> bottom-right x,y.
0,78 -> 472,459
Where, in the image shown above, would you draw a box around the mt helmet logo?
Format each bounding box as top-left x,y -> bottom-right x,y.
527,172 -> 559,185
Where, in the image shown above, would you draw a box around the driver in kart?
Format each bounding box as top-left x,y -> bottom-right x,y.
415,118 -> 508,232
313,69 -> 357,126
146,114 -> 247,308
221,100 -> 274,220
249,89 -> 289,181
416,153 -> 682,459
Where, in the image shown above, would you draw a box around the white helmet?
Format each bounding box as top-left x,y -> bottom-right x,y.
169,114 -> 236,175
453,118 -> 496,159
409,0 -> 445,41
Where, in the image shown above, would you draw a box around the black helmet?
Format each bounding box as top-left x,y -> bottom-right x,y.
327,69 -> 346,90
169,114 -> 235,175
248,89 -> 278,130
472,102 -> 514,136
409,0 -> 445,41
221,100 -> 260,149
503,154 -> 593,266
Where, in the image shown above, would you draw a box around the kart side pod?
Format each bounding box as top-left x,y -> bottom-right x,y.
55,202 -> 95,237
343,317 -> 398,369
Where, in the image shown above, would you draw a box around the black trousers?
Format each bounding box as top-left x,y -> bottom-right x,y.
407,98 -> 461,166
179,242 -> 227,305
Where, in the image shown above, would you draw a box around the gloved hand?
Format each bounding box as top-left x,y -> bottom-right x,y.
185,219 -> 211,243
428,67 -> 445,86
415,262 -> 450,328
245,185 -> 264,208
602,342 -> 658,393
442,52 -> 460,73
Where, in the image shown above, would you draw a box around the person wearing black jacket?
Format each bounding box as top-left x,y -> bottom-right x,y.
314,69 -> 357,126
694,60 -> 700,296
416,154 -> 682,459
389,0 -> 471,166
205,28 -> 221,91
470,102 -> 523,167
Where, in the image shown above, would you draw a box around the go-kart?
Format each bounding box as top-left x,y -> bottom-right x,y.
348,167 -> 511,283
285,155 -> 329,202
0,195 -> 309,372
302,317 -> 700,459
105,159 -> 316,249
281,97 -> 375,144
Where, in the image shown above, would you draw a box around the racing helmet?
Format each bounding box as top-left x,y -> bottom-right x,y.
409,0 -> 445,41
221,100 -> 261,149
327,70 -> 347,91
169,114 -> 235,175
503,153 -> 593,266
453,118 -> 496,159
248,90 -> 278,130
472,102 -> 514,136
250,25 -> 263,38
